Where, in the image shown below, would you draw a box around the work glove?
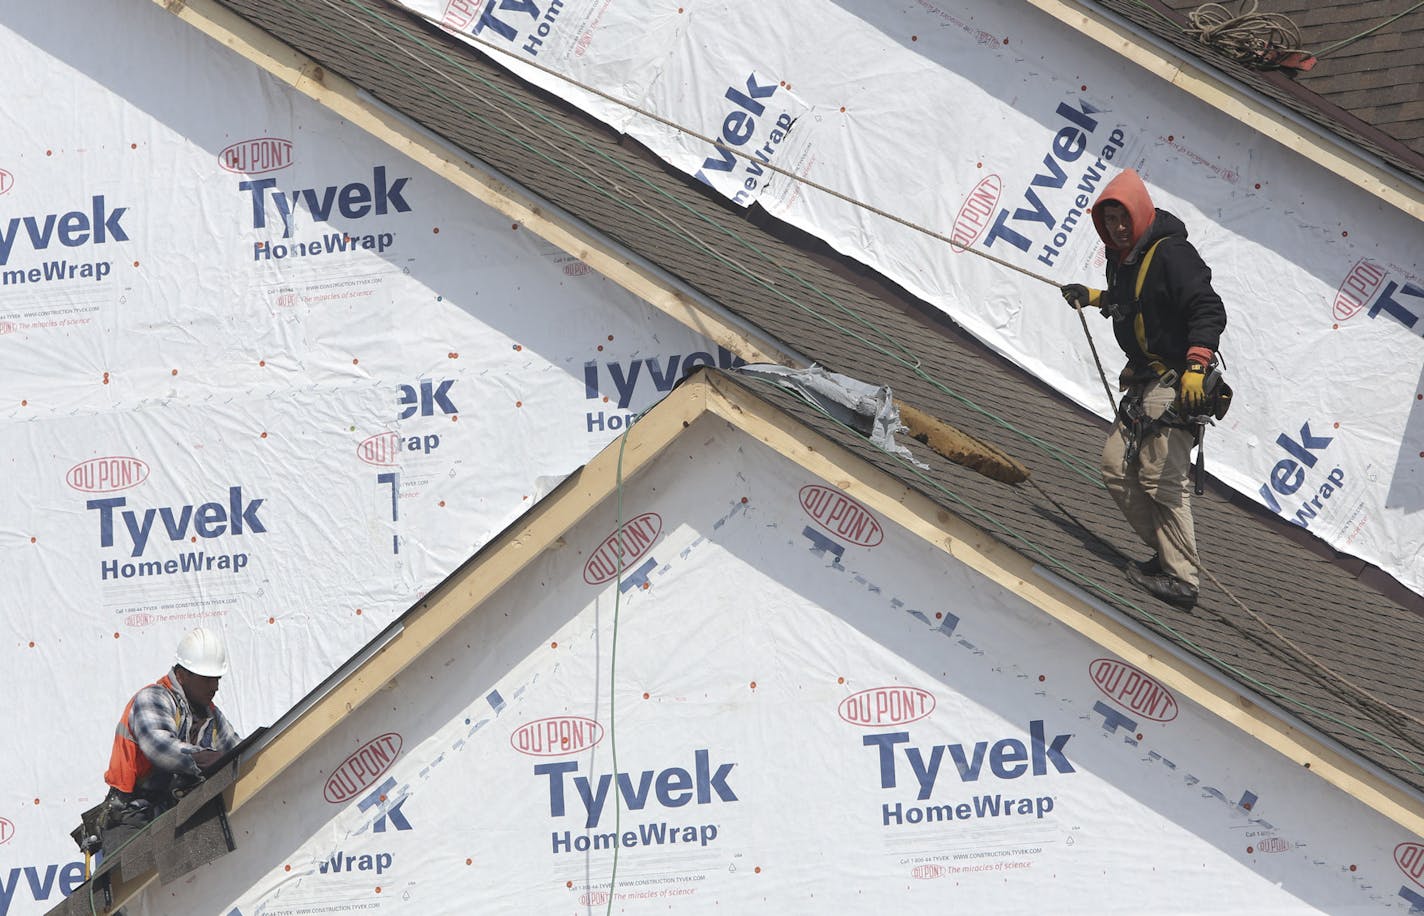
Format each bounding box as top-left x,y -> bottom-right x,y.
1060,284 -> 1091,309
1179,362 -> 1208,412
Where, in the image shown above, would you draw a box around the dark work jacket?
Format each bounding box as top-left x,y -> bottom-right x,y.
1103,209 -> 1227,374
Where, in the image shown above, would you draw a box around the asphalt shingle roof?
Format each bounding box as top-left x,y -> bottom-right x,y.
1098,0 -> 1424,184
214,0 -> 1424,795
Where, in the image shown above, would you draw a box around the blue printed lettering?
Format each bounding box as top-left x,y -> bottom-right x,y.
0,196 -> 129,266
1369,280 -> 1424,329
89,487 -> 266,557
397,378 -> 458,419
865,721 -> 1074,798
240,167 -> 410,238
585,347 -> 745,409
536,750 -> 737,828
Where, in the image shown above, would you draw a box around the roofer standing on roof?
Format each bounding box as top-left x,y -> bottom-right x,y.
1060,168 -> 1227,610
100,626 -> 240,857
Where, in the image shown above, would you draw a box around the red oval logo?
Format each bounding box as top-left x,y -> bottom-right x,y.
125,613 -> 155,628
0,816 -> 14,845
218,137 -> 294,175
66,456 -> 149,493
583,512 -> 663,585
1333,258 -> 1387,322
838,686 -> 935,727
1089,659 -> 1178,722
1398,842 -> 1424,887
510,716 -> 605,757
442,0 -> 479,29
579,892 -> 611,907
357,431 -> 401,467
0,169 -> 13,195
324,733 -> 403,804
950,174 -> 1002,251
911,864 -> 945,879
799,485 -> 883,547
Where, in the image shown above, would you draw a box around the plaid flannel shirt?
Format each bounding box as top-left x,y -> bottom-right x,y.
129,669 -> 240,781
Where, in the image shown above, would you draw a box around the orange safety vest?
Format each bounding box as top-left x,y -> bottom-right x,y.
103,673 -> 218,794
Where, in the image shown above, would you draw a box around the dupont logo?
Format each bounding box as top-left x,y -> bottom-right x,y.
911,864 -> 945,879
951,173 -> 1002,250
218,137 -> 293,175
838,686 -> 935,727
125,613 -> 156,628
324,733 -> 403,804
579,892 -> 611,907
583,512 -> 663,585
511,716 -> 604,757
66,456 -> 149,493
1334,258 -> 1387,321
357,432 -> 400,467
1089,659 -> 1178,722
799,485 -> 884,548
0,816 -> 13,845
0,168 -> 13,195
562,261 -> 593,277
1397,842 -> 1424,888
442,0 -> 478,29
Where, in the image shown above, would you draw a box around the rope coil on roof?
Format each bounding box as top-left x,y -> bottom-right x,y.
1183,1 -> 1310,70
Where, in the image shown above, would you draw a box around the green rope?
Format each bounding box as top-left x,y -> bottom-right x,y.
1312,0 -> 1424,59
297,0 -> 1107,489
739,374 -> 1424,778
605,417 -> 634,913
263,0 -> 1423,778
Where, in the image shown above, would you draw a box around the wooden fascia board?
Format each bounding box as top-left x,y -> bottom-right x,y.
90,372 -> 1421,914
152,0 -> 798,367
700,371 -> 1424,838
87,379 -> 707,915
1022,0 -> 1424,223
227,378 -> 705,811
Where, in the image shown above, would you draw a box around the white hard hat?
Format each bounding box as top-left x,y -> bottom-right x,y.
175,627 -> 229,677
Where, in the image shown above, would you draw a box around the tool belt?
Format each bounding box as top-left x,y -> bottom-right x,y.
1118,359 -> 1234,494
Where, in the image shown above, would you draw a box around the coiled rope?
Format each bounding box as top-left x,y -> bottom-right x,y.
1184,1 -> 1306,68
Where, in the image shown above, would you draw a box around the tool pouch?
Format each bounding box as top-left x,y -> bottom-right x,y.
69,799 -> 108,854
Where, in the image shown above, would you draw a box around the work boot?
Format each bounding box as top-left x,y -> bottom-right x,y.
1130,553 -> 1162,576
1126,563 -> 1198,609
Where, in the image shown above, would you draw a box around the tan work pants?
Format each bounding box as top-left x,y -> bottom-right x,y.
1101,380 -> 1201,587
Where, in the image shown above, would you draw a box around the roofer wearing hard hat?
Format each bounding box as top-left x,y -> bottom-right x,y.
1060,168 -> 1228,610
99,626 -> 240,856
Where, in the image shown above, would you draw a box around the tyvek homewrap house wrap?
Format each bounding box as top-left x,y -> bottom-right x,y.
62,372 -> 1424,914
8,0 -> 1424,912
0,1 -> 748,909
397,0 -> 1424,598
